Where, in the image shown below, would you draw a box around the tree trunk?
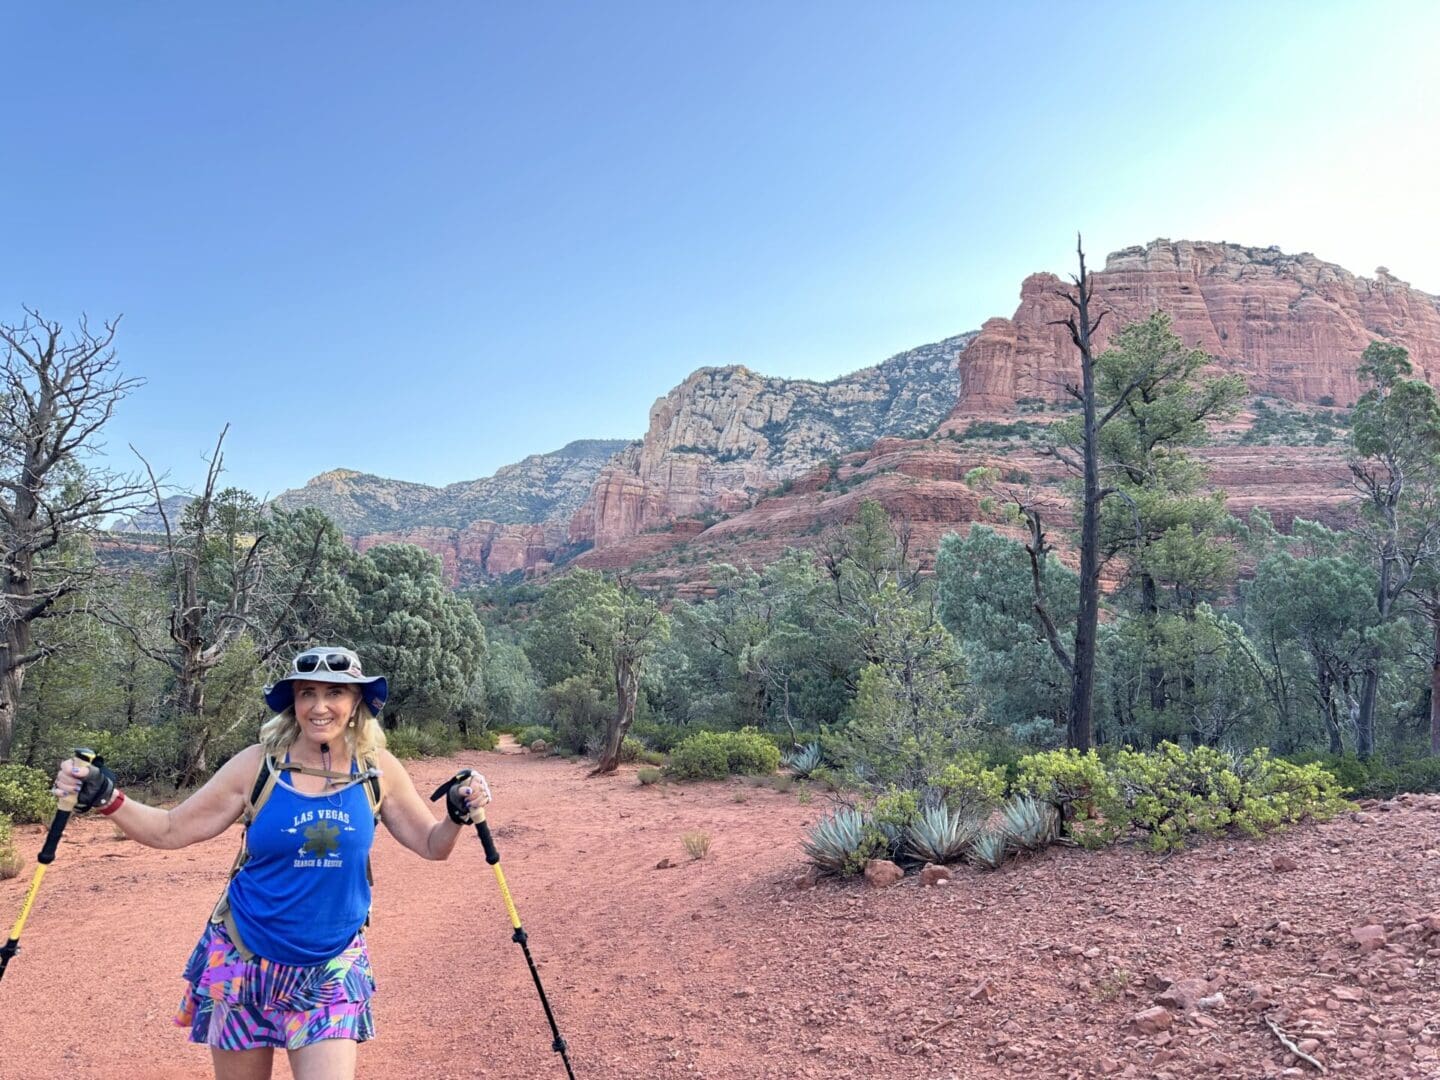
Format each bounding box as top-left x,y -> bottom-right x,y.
1431,608 -> 1440,756
591,659 -> 639,776
0,666 -> 21,762
1142,573 -> 1166,720
1068,297 -> 1101,752
1356,665 -> 1379,760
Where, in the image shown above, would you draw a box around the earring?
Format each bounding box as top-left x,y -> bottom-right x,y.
348,717 -> 356,728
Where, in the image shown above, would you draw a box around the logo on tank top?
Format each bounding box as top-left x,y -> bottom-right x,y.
285,807 -> 354,868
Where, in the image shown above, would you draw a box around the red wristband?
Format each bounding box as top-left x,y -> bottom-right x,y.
98,790 -> 126,817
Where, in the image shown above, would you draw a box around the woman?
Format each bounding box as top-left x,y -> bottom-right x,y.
51,646 -> 489,1080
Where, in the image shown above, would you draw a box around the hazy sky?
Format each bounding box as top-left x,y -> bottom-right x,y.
4,2 -> 1437,499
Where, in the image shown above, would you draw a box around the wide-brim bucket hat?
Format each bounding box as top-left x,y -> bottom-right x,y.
264,646 -> 388,717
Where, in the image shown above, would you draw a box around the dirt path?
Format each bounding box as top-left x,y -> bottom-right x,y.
2,752 -> 1439,1078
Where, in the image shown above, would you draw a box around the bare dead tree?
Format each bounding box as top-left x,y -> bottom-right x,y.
98,432 -> 360,779
0,310 -> 147,760
1046,236 -> 1145,749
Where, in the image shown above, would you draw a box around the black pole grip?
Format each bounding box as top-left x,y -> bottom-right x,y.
475,820 -> 501,865
36,809 -> 72,865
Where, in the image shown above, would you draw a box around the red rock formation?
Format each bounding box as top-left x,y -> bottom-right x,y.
355,520 -> 568,585
943,240 -> 1440,426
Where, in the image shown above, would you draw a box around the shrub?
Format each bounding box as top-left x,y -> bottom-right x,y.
0,763 -> 55,825
462,729 -> 499,752
682,831 -> 711,859
967,825 -> 1009,870
620,735 -> 664,764
666,728 -> 780,781
637,767 -> 663,786
903,803 -> 980,865
782,742 -> 823,778
1014,749 -> 1124,848
928,752 -> 1006,817
385,724 -> 459,760
665,732 -> 729,780
0,811 -> 21,880
801,806 -> 886,876
1000,794 -> 1058,852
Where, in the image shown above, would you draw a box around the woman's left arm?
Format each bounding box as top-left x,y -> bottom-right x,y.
376,749 -> 489,861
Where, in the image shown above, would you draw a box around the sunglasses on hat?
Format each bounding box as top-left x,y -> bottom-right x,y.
293,650 -> 359,675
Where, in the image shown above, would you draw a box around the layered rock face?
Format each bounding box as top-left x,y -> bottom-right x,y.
943,240 -> 1440,424
274,439 -> 630,535
355,520 -> 571,582
569,334 -> 976,549
274,439 -> 628,582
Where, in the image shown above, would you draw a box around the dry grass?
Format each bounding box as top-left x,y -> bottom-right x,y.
682,830 -> 711,860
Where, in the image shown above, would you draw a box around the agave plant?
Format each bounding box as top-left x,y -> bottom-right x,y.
966,825 -> 1009,871
782,742 -> 823,778
903,804 -> 980,865
800,806 -> 873,875
1001,794 -> 1059,852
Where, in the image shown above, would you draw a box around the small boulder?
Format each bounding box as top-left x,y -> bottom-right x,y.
863,859 -> 904,887
919,863 -> 953,886
1128,1006 -> 1174,1035
1351,924 -> 1387,952
1156,977 -> 1211,1011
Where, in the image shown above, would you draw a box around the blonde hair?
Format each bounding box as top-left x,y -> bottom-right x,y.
258,688 -> 388,762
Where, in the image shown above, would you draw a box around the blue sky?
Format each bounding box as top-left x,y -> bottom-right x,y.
3,2 -> 1438,499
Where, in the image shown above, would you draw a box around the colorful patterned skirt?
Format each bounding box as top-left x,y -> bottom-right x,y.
174,920 -> 376,1051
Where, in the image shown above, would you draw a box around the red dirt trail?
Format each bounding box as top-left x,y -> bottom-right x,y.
2,750 -> 1439,1079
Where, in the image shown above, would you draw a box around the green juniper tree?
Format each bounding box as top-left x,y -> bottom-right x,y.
1347,341 -> 1440,759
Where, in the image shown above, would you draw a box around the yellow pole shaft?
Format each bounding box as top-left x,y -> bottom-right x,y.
491,863 -> 523,930
6,864 -> 49,941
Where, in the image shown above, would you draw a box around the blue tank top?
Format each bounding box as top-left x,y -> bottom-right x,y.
226,758 -> 377,966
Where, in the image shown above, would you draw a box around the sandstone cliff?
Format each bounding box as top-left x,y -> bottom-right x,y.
274,439 -> 629,535
943,239 -> 1440,424
568,334 -> 976,549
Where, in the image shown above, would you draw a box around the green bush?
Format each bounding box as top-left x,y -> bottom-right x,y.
665,731 -> 730,780
0,763 -> 55,825
0,811 -> 21,880
1289,751 -> 1440,799
386,724 -> 461,760
1014,748 -> 1124,848
637,767 -> 662,786
1016,744 -> 1348,853
462,729 -> 499,752
928,752 -> 1006,817
665,727 -> 781,781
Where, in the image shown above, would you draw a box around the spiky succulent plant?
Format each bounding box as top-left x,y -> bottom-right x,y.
903,804 -> 980,865
782,742 -> 823,778
966,825 -> 1009,870
1001,793 -> 1058,852
800,806 -> 874,875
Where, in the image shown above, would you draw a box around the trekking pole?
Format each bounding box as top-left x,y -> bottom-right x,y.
431,769 -> 576,1079
0,748 -> 98,983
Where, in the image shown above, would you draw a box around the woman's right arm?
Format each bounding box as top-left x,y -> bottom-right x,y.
53,744 -> 263,851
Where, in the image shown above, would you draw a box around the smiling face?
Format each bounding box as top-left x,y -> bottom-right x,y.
291,679 -> 362,751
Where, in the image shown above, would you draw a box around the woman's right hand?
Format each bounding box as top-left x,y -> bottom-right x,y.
51,757 -> 115,812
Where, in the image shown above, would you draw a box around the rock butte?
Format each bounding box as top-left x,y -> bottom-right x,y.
326,239 -> 1440,585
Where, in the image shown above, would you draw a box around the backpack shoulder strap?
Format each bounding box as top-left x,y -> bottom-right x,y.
243,753 -> 279,825
209,752 -> 276,950
362,754 -> 383,822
